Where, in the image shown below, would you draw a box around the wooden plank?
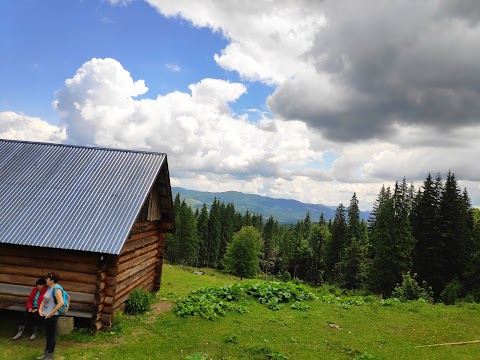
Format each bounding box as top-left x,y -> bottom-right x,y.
114,269 -> 156,305
118,250 -> 158,273
0,299 -> 14,309
113,274 -> 154,310
127,229 -> 159,242
117,257 -> 157,283
105,286 -> 115,297
105,265 -> 118,277
105,276 -> 116,288
0,255 -> 98,274
101,314 -> 113,327
128,222 -> 159,237
120,235 -> 159,255
0,284 -> 94,304
104,296 -> 114,306
116,264 -> 155,294
0,264 -> 97,285
119,243 -> 158,264
416,340 -> 480,348
96,272 -> 106,283
6,304 -> 93,319
0,274 -> 96,294
96,281 -> 105,294
0,245 -> 99,264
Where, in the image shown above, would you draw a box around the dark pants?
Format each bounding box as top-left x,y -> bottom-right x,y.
44,316 -> 58,354
19,309 -> 42,328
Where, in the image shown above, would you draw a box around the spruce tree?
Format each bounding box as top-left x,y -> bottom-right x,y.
207,198 -> 222,268
218,202 -> 236,267
324,204 -> 347,283
176,200 -> 198,265
263,216 -> 277,275
309,223 -> 330,284
436,172 -> 473,293
196,204 -> 209,267
412,173 -> 441,291
340,193 -> 368,289
369,182 -> 415,296
369,197 -> 396,295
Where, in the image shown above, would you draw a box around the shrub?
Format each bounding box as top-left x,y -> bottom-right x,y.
441,279 -> 465,305
111,310 -> 125,332
380,298 -> 401,306
175,281 -> 316,320
392,272 -> 433,303
282,271 -> 292,282
125,288 -> 152,315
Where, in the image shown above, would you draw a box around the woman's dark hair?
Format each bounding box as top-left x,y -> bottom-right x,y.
36,278 -> 47,286
46,273 -> 60,283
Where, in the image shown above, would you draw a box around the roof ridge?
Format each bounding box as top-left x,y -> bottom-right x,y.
0,138 -> 166,156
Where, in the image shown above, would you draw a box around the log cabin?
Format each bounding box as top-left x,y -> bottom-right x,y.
0,139 -> 175,330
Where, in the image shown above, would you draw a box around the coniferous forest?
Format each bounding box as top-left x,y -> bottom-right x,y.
165,171 -> 480,303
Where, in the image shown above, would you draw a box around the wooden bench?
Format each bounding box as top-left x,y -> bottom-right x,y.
0,299 -> 14,310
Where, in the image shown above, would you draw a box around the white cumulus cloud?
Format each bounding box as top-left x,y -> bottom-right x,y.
0,112 -> 66,142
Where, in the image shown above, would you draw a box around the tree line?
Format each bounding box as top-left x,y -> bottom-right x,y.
165,171 -> 480,301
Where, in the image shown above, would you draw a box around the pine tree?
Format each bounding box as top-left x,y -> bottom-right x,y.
207,198 -> 222,268
165,193 -> 182,263
392,181 -> 416,279
369,182 -> 415,296
176,200 -> 198,265
196,204 -> 209,267
368,197 -> 396,295
304,211 -> 312,239
324,204 -> 347,283
309,223 -> 331,284
411,173 -> 441,291
277,225 -> 296,275
263,216 -> 277,275
218,202 -> 236,267
436,172 -> 473,293
340,193 -> 368,289
465,209 -> 480,300
252,213 -> 264,234
368,185 -> 391,232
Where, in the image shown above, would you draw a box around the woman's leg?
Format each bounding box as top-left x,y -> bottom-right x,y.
32,311 -> 42,327
44,316 -> 58,354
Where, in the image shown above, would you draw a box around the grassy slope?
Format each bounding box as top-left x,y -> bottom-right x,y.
0,264 -> 479,360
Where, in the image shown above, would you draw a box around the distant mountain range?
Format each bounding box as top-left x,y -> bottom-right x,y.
172,187 -> 371,224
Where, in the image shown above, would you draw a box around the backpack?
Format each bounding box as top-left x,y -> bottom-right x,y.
52,285 -> 70,315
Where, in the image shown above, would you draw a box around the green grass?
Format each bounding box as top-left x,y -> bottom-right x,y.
1,264 -> 479,359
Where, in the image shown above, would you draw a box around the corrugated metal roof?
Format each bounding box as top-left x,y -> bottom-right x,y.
0,139 -> 170,255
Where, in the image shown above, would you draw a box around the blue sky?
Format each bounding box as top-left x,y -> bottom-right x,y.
0,1 -> 272,123
1,0 -> 480,210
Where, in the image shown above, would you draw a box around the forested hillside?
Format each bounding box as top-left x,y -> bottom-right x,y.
172,187 -> 370,223
166,172 -> 480,302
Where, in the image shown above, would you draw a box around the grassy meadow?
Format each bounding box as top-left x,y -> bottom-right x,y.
1,264 -> 479,360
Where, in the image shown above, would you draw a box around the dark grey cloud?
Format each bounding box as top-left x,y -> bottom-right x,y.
268,0 -> 480,142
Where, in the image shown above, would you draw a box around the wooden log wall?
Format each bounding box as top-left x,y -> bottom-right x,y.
0,244 -> 100,319
98,220 -> 168,330
0,220 -> 171,331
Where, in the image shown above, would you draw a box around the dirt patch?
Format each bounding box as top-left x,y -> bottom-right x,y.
144,301 -> 174,324
152,301 -> 174,314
